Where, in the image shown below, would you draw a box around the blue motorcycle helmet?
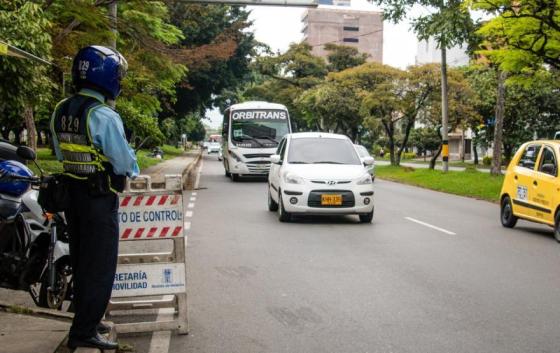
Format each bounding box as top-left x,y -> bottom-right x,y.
0,160 -> 33,197
71,45 -> 128,100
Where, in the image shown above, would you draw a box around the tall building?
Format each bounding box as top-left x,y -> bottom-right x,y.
415,38 -> 469,67
301,8 -> 383,62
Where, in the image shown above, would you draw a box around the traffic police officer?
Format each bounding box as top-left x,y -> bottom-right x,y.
50,46 -> 139,350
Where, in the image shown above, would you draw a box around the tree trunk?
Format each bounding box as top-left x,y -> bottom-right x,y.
441,46 -> 450,173
37,129 -> 44,146
23,105 -> 37,151
429,144 -> 442,169
396,117 -> 415,166
491,70 -> 506,176
473,140 -> 479,165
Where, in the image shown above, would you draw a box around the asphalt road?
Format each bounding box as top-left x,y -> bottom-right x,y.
124,155 -> 560,353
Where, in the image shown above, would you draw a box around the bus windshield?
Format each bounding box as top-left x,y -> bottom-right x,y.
230,109 -> 290,148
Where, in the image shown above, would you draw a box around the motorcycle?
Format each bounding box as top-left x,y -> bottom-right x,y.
0,144 -> 72,310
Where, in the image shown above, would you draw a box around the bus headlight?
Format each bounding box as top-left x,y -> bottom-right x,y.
229,151 -> 242,162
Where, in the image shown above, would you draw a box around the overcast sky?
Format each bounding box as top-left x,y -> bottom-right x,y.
205,0 -> 420,129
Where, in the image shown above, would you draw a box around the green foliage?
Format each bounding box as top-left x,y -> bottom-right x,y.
374,0 -> 476,50
168,3 -> 259,116
324,43 -> 368,72
482,156 -> 492,166
472,0 -> 560,73
0,1 -> 53,129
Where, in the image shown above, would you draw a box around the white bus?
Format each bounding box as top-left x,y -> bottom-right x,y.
222,101 -> 292,181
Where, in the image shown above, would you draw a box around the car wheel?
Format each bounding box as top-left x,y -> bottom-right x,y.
268,187 -> 278,212
277,191 -> 292,222
231,173 -> 239,182
554,212 -> 560,243
359,207 -> 374,223
500,196 -> 518,228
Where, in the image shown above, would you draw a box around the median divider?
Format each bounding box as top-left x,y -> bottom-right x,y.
106,174 -> 188,334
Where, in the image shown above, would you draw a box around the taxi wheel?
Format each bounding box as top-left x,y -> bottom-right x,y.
278,191 -> 292,222
554,212 -> 560,243
268,188 -> 278,212
231,173 -> 239,182
500,196 -> 518,228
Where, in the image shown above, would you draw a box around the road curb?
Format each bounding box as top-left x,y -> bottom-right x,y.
182,149 -> 203,190
0,300 -> 73,321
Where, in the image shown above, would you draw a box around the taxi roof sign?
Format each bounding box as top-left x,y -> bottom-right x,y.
180,0 -> 318,6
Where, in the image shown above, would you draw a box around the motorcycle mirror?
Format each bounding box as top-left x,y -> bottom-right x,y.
16,146 -> 36,161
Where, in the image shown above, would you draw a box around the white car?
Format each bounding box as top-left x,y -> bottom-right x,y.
207,142 -> 221,154
268,132 -> 375,223
354,144 -> 375,180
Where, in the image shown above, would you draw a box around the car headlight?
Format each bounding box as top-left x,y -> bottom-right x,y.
229,151 -> 242,162
284,173 -> 304,184
356,174 -> 372,185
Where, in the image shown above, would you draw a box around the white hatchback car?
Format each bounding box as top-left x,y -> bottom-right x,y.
268,133 -> 375,223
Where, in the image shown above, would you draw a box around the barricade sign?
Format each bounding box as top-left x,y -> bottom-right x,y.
107,175 -> 188,334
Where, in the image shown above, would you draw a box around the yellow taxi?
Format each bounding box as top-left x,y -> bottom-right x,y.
500,140 -> 560,241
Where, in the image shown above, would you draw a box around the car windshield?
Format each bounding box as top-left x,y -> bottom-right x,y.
231,109 -> 290,149
287,137 -> 361,165
355,145 -> 370,158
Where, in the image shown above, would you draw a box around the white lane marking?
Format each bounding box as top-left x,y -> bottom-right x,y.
184,221 -> 191,230
192,192 -> 197,196
190,197 -> 196,201
404,217 -> 456,235
187,203 -> 194,208
185,211 -> 193,218
148,297 -> 174,353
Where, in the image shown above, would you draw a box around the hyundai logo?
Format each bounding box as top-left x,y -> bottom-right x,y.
326,181 -> 337,185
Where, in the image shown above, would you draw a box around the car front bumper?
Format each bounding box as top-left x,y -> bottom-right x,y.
280,185 -> 374,215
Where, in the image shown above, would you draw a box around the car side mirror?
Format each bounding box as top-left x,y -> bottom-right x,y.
16,146 -> 36,161
270,154 -> 282,165
363,156 -> 374,166
541,163 -> 556,175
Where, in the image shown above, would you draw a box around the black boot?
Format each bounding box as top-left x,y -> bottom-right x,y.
67,333 -> 118,350
97,322 -> 111,335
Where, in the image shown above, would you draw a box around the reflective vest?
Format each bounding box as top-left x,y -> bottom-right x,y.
51,94 -> 127,193
51,94 -> 110,178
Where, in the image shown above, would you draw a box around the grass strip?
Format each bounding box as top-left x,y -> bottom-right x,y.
376,165 -> 504,202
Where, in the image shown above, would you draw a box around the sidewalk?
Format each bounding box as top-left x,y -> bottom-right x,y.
140,149 -> 198,183
0,307 -> 70,353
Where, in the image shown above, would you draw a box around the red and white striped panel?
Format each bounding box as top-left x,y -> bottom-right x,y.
120,194 -> 181,208
120,226 -> 183,240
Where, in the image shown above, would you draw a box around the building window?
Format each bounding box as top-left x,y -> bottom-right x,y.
343,26 -> 359,31
343,37 -> 359,43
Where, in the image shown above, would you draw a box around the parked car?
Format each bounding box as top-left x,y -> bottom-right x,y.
267,132 -> 375,223
499,140 -> 560,241
354,144 -> 375,180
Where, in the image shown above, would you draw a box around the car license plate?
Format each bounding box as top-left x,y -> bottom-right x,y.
516,185 -> 528,201
321,194 -> 342,206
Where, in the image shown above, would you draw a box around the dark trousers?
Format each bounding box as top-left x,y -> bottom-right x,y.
66,181 -> 119,339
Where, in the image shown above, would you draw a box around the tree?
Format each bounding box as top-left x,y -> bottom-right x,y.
372,0 -> 476,171
167,3 -> 259,117
0,1 -> 53,150
324,43 -> 368,72
472,0 -> 560,73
